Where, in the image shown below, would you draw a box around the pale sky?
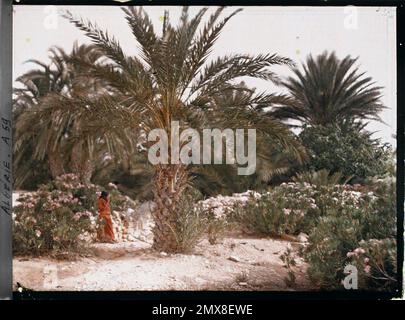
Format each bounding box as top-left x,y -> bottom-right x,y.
13,5 -> 397,146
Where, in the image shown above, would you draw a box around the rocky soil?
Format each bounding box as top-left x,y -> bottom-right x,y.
13,235 -> 310,291
13,191 -> 310,291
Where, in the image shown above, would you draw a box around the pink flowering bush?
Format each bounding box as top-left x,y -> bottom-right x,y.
225,180 -> 396,291
228,182 -> 383,237
230,184 -> 317,236
347,238 -> 397,291
13,189 -> 96,256
228,182 -> 327,236
301,180 -> 396,290
13,174 -> 138,256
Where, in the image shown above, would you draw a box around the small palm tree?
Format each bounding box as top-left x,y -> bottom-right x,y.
272,51 -> 385,127
63,6 -> 305,252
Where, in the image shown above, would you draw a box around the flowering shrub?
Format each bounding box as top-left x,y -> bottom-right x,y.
228,183 -> 320,236
302,206 -> 367,289
13,174 -> 138,256
209,182 -> 377,237
347,238 -> 397,291
215,180 -> 396,290
13,190 -> 97,256
231,192 -> 309,236
301,180 -> 396,290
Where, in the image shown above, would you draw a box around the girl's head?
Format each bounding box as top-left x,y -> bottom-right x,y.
100,191 -> 109,200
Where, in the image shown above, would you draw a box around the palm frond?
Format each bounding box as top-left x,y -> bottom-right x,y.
272,51 -> 386,127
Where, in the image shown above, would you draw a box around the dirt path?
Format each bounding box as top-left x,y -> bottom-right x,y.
13,236 -> 310,291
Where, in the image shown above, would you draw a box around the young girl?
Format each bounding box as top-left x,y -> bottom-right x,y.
97,191 -> 115,243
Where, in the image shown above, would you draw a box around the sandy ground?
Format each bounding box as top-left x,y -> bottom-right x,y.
13,236 -> 310,291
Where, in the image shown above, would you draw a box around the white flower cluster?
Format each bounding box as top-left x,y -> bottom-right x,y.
108,182 -> 118,190
199,190 -> 261,219
73,210 -> 93,222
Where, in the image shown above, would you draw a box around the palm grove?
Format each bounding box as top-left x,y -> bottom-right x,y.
14,7 -> 393,254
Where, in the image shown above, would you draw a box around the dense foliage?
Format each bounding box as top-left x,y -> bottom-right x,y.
167,191 -> 207,253
299,124 -> 393,182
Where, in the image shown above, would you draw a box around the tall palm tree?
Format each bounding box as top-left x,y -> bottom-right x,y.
63,6 -> 305,252
13,50 -> 71,182
272,51 -> 385,127
13,43 -> 125,185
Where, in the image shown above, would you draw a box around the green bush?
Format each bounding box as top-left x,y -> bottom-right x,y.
206,214 -> 228,245
303,206 -> 367,289
168,192 -> 208,253
299,124 -> 393,182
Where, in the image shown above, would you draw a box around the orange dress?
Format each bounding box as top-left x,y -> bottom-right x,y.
97,197 -> 115,242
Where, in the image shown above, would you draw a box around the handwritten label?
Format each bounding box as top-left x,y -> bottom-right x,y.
1,117 -> 11,216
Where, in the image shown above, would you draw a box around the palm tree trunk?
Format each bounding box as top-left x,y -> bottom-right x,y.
151,164 -> 189,252
79,159 -> 94,185
48,149 -> 65,178
71,143 -> 93,184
